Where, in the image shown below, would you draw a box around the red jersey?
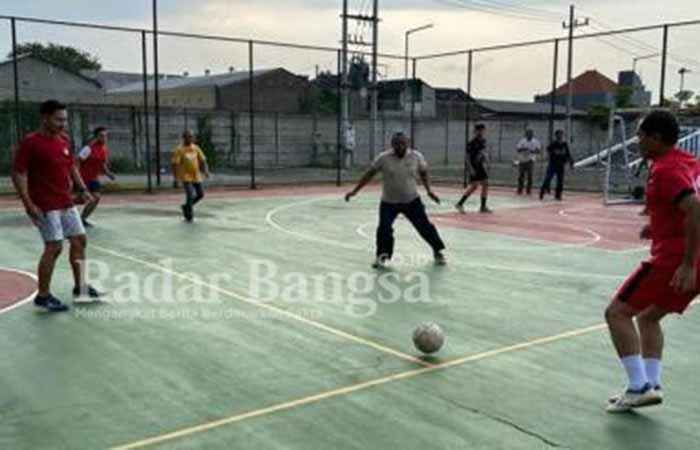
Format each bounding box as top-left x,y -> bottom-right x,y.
79,141 -> 109,183
646,147 -> 700,262
12,131 -> 75,213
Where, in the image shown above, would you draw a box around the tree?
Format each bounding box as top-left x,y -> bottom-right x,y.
196,116 -> 218,169
675,90 -> 695,106
615,86 -> 634,108
8,42 -> 101,73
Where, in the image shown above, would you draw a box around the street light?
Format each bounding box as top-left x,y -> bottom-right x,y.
632,53 -> 659,74
679,67 -> 692,93
405,23 -> 433,79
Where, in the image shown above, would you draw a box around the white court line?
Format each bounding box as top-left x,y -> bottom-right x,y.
268,197 -> 623,280
0,267 -> 38,316
111,322 -> 607,450
90,244 -> 433,369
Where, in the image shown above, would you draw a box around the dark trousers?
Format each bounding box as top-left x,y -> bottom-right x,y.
540,164 -> 565,199
182,182 -> 204,219
517,160 -> 534,194
376,197 -> 445,259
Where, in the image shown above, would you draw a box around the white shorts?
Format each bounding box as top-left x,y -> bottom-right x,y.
37,207 -> 86,242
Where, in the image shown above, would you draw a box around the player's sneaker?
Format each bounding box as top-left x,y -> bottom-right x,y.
82,219 -> 94,228
34,294 -> 70,312
434,251 -> 447,266
73,284 -> 104,299
181,204 -> 193,222
479,207 -> 493,214
372,255 -> 390,269
606,384 -> 663,413
455,203 -> 466,214
608,385 -> 663,404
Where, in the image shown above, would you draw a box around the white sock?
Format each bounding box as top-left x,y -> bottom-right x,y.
621,354 -> 648,390
644,358 -> 662,387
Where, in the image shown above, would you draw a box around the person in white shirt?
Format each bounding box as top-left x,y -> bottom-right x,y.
515,129 -> 541,195
345,131 -> 446,268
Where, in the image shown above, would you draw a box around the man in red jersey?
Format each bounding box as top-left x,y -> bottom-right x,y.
12,100 -> 103,312
78,126 -> 116,227
605,110 -> 700,413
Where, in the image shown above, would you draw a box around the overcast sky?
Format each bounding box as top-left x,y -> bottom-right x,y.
1,0 -> 699,101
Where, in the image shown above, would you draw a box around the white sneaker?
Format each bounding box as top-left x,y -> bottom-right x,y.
608,385 -> 663,405
455,203 -> 466,214
606,384 -> 663,413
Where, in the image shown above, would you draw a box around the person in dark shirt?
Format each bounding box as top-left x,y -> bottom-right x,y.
456,124 -> 492,213
540,130 -> 574,201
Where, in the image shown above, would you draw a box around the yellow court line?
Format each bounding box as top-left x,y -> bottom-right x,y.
90,244 -> 433,369
111,322 -> 607,449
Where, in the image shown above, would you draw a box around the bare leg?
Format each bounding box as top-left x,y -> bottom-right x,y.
37,242 -> 63,297
605,299 -> 641,357
637,305 -> 667,360
69,235 -> 87,288
81,192 -> 101,221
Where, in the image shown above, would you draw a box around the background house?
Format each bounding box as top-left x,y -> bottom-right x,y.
0,54 -> 103,104
534,69 -> 652,110
106,68 -> 312,113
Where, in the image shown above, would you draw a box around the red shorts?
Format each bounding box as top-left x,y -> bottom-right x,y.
616,260 -> 700,314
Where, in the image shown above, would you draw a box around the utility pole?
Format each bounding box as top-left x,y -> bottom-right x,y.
370,0 -> 379,161
679,67 -> 692,106
341,0 -> 349,164
563,5 -> 588,146
341,1 -> 380,161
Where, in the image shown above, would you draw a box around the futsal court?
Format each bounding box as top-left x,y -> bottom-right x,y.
2,185 -> 700,450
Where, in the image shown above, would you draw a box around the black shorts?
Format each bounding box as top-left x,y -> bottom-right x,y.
87,180 -> 102,193
470,164 -> 488,182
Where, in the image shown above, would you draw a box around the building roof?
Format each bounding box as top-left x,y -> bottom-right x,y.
0,53 -> 102,87
435,88 -> 584,116
108,68 -> 282,94
476,98 -> 583,116
549,70 -> 619,97
378,78 -> 431,91
81,70 -> 181,90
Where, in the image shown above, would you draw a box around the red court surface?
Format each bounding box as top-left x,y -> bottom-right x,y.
0,269 -> 37,312
436,195 -> 648,251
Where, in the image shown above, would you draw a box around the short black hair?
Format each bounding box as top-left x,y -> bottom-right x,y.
93,126 -> 107,137
639,110 -> 680,145
39,99 -> 66,116
475,123 -> 485,131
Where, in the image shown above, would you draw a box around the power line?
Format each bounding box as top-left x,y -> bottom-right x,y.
433,0 -> 562,24
581,12 -> 700,68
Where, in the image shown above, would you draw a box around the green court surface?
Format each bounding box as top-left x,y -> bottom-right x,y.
2,187 -> 700,450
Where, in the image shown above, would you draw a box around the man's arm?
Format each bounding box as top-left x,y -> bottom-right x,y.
198,149 -> 210,178
11,171 -> 43,225
70,164 -> 93,204
671,193 -> 700,293
345,167 -> 378,201
419,168 -> 440,204
566,144 -> 575,168
103,156 -> 116,180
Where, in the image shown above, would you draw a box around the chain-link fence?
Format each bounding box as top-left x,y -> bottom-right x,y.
1,14 -> 699,194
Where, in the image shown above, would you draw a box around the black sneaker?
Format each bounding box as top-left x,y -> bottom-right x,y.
34,294 -> 70,312
73,285 -> 103,298
181,204 -> 193,222
82,219 -> 94,228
